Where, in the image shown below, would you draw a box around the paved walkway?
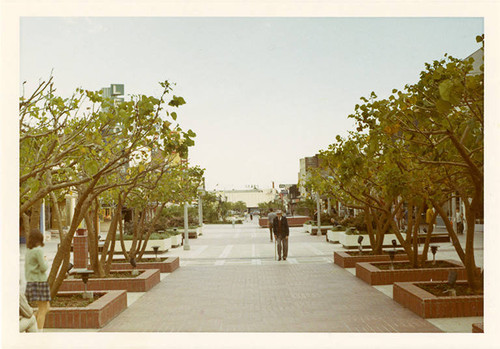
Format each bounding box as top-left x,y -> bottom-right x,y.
99,219 -> 469,333
25,217 -> 483,334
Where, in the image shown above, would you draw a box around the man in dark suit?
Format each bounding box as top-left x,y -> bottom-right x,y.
273,210 -> 289,261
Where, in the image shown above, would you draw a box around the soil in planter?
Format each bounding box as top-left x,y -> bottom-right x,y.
86,271 -> 138,278
30,293 -> 102,308
113,257 -> 168,263
376,260 -> 457,270
346,250 -> 406,256
417,283 -> 484,297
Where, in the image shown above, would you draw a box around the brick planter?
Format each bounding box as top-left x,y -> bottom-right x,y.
472,323 -> 484,333
114,238 -> 172,253
111,257 -> 180,273
326,230 -> 344,243
393,281 -> 483,318
60,269 -> 160,292
44,290 -> 127,329
333,250 -> 409,268
356,260 -> 467,285
259,216 -> 311,228
308,225 -> 333,236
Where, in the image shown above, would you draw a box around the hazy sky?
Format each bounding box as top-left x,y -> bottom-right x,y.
20,17 -> 483,190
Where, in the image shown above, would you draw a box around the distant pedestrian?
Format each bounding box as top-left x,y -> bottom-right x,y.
25,229 -> 51,330
456,208 -> 464,235
267,208 -> 277,242
250,213 -> 253,221
273,210 -> 289,261
426,206 -> 435,230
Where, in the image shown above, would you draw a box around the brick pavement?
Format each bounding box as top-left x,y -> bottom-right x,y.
100,221 -> 442,333
100,263 -> 440,332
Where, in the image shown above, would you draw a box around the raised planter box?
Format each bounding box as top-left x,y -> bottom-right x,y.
339,232 -> 399,249
170,234 -> 182,247
307,225 -> 333,235
402,232 -> 450,243
393,281 -> 483,318
326,230 -> 344,243
472,323 -> 484,333
356,259 -> 468,285
333,250 -> 409,268
114,238 -> 172,253
112,257 -> 179,273
44,290 -> 127,329
59,269 -> 160,292
259,216 -> 311,228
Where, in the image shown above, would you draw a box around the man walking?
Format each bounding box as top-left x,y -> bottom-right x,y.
267,208 -> 277,242
273,210 -> 289,261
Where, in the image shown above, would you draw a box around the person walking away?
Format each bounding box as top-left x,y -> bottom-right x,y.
267,208 -> 277,242
19,291 -> 38,332
425,205 -> 435,230
25,229 -> 51,330
273,210 -> 289,261
456,207 -> 464,235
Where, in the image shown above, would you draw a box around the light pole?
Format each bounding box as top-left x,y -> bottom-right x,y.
198,187 -> 204,227
183,202 -> 190,250
316,192 -> 321,236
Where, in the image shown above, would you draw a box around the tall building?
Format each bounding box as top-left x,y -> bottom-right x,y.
298,155 -> 320,197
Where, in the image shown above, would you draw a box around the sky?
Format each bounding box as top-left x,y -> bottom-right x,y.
19,17 -> 483,191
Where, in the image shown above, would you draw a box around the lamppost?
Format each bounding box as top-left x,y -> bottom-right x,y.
198,186 -> 204,227
183,202 -> 190,250
316,192 -> 321,235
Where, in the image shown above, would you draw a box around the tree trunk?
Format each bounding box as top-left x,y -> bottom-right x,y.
104,207 -> 121,274
48,196 -> 92,298
364,207 -> 377,252
137,203 -> 166,260
22,213 -> 30,243
99,205 -> 121,276
431,199 -> 466,263
464,194 -> 481,292
420,206 -> 437,264
411,202 -> 424,268
49,191 -> 65,240
29,199 -> 42,233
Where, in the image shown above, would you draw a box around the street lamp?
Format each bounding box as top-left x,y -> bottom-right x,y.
197,186 -> 204,227
183,202 -> 190,250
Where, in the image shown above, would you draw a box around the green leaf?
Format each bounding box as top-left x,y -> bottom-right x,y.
171,112 -> 177,121
438,79 -> 453,102
435,99 -> 452,114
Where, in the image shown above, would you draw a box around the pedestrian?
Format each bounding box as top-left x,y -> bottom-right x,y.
19,291 -> 38,332
425,205 -> 435,230
456,207 -> 464,235
250,213 -> 253,221
273,210 -> 289,261
25,229 -> 51,330
267,208 -> 277,242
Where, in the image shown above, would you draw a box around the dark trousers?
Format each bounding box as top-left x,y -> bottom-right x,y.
268,224 -> 274,241
276,236 -> 288,259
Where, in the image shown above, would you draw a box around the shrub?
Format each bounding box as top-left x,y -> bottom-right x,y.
344,227 -> 359,235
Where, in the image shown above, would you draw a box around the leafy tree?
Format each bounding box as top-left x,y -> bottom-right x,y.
20,77 -> 199,296
310,37 -> 483,290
